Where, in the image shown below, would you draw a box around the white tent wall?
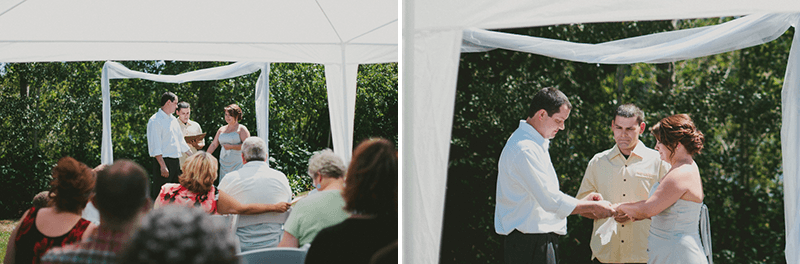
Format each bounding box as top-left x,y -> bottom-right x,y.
405,2 -> 800,263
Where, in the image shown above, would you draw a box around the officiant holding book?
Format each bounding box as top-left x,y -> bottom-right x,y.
177,101 -> 205,167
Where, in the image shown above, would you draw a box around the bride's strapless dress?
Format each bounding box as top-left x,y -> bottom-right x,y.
218,131 -> 243,182
647,182 -> 709,264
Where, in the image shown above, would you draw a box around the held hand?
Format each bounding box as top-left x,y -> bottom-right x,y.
592,201 -> 615,219
272,202 -> 291,213
160,166 -> 169,178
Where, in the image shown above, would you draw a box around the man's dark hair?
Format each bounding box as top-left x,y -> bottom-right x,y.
160,92 -> 177,107
94,160 -> 149,224
615,104 -> 645,124
526,87 -> 572,118
177,101 -> 190,111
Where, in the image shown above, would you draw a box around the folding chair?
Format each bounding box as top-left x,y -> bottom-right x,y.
237,247 -> 307,264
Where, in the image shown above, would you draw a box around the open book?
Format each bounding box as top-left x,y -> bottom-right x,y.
184,133 -> 206,143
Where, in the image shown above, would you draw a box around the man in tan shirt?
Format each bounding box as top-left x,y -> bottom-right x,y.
576,104 -> 670,264
177,101 -> 205,166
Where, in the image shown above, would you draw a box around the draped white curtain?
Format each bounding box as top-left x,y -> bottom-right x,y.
100,61 -> 359,165
406,10 -> 800,263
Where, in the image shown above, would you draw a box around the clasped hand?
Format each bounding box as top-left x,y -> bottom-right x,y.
581,193 -> 634,222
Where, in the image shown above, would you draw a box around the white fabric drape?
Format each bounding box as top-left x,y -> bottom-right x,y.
462,13 -> 793,64
406,8 -> 800,263
781,15 -> 800,264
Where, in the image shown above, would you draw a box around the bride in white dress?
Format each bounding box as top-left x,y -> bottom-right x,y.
615,114 -> 710,264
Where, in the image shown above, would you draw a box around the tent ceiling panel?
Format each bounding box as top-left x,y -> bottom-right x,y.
0,0 -> 397,63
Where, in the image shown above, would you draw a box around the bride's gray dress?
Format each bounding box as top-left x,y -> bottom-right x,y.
218,131 -> 243,182
647,182 -> 709,264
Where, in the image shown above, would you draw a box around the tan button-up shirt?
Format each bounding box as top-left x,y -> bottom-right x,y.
576,141 -> 670,263
178,119 -> 203,166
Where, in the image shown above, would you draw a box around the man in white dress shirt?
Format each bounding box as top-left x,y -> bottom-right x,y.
219,136 -> 292,252
495,87 -> 616,264
146,92 -> 191,200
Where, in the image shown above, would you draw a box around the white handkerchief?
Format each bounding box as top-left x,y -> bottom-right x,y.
595,217 -> 618,245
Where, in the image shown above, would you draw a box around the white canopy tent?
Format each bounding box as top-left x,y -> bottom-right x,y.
0,0 -> 398,164
405,1 -> 800,263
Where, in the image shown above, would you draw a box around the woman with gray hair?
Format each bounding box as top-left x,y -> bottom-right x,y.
277,149 -> 350,248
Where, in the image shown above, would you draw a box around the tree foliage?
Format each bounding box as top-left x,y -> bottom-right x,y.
0,61 -> 397,219
442,18 -> 789,264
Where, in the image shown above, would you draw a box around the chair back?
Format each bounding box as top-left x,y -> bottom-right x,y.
237,247 -> 307,264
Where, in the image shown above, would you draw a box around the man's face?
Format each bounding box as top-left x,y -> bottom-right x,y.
177,108 -> 191,123
540,104 -> 570,139
612,116 -> 644,154
165,99 -> 178,114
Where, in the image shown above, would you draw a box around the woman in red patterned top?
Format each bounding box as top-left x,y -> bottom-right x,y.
3,157 -> 97,264
154,151 -> 286,215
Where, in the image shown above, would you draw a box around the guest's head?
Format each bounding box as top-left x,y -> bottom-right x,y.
224,104 -> 243,123
48,157 -> 95,214
343,138 -> 397,217
177,101 -> 192,123
241,137 -> 267,163
119,205 -> 239,264
650,114 -> 705,160
308,149 -> 346,180
93,160 -> 150,227
179,152 -> 218,194
31,191 -> 51,208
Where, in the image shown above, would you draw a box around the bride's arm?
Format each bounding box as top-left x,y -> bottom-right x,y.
616,172 -> 689,220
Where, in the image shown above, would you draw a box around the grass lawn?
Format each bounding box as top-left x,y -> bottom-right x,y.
0,220 -> 19,261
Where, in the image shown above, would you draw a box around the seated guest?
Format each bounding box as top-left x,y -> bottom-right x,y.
305,138 -> 398,264
117,205 -> 239,264
154,151 -> 290,215
4,157 -> 97,264
278,149 -> 349,248
40,160 -> 151,264
31,191 -> 51,209
219,137 -> 293,251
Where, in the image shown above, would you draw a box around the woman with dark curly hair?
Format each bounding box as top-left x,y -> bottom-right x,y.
206,104 -> 250,182
3,157 -> 97,264
305,138 -> 398,264
615,114 -> 710,264
118,205 -> 239,264
154,151 -> 290,215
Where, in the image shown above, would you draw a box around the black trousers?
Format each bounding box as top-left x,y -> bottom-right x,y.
151,157 -> 181,200
505,230 -> 560,264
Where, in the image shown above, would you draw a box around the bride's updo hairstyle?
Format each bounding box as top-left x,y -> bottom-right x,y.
650,114 -> 705,159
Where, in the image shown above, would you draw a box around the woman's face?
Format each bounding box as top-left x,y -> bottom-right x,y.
655,140 -> 670,162
224,111 -> 234,124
